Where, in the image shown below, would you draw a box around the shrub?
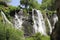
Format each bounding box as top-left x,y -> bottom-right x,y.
0,22 -> 24,40
25,33 -> 50,40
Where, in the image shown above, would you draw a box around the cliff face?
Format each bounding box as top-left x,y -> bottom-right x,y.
51,0 -> 60,40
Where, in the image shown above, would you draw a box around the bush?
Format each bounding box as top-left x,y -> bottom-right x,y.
0,22 -> 24,40
0,22 -> 6,40
25,33 -> 50,40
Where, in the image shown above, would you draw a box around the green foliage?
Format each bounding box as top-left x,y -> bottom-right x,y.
0,0 -> 11,7
33,33 -> 41,40
23,9 -> 28,16
20,0 -> 30,8
41,0 -> 55,10
0,0 -> 53,40
20,0 -> 40,10
25,33 -> 41,40
25,33 -> 50,40
0,0 -> 11,2
0,5 -> 20,21
0,22 -> 24,40
41,36 -> 50,40
26,37 -> 34,40
0,22 -> 6,40
29,0 -> 40,9
45,19 -> 50,34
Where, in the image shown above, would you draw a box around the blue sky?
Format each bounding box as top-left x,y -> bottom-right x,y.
9,0 -> 42,6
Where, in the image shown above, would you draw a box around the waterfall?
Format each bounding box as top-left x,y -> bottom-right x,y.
52,14 -> 58,29
46,13 -> 58,34
32,9 -> 47,36
1,11 -> 12,24
14,12 -> 23,29
46,18 -> 52,34
1,10 -> 24,29
1,9 -> 58,36
32,9 -> 38,33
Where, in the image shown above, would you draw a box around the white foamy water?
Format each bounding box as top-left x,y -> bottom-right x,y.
32,9 -> 47,36
14,13 -> 23,29
46,18 -> 52,34
1,10 -> 58,36
46,13 -> 58,34
52,14 -> 58,29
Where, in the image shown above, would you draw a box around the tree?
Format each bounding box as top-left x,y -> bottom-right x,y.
20,0 -> 40,9
0,22 -> 24,40
0,0 -> 11,7
41,0 -> 55,10
29,0 -> 40,9
20,0 -> 30,9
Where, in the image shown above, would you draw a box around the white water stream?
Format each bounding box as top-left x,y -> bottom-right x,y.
14,13 -> 23,29
1,11 -> 12,24
1,10 -> 58,36
32,9 -> 47,36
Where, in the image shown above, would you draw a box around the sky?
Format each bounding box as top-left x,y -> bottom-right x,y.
9,0 -> 42,6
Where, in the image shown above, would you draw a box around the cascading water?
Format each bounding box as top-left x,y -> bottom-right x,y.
1,11 -> 12,24
52,14 -> 58,29
1,9 -> 58,36
14,12 -> 23,29
46,17 -> 52,34
46,13 -> 58,34
32,9 -> 38,33
1,10 -> 24,29
32,9 -> 47,36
